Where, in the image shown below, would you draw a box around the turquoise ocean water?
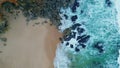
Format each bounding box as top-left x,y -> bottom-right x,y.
54,0 -> 120,68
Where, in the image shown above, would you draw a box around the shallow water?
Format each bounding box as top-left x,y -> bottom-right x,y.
54,0 -> 120,68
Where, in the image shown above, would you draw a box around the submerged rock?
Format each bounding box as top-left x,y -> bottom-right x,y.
75,47 -> 80,52
93,41 -> 104,53
105,0 -> 112,7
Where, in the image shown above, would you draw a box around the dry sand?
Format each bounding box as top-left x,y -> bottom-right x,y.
0,12 -> 62,68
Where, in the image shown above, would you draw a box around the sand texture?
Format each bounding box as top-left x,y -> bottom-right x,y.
0,13 -> 62,68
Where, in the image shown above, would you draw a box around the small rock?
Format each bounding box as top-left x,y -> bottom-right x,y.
94,41 -> 104,53
71,15 -> 78,22
66,42 -> 69,46
75,47 -> 80,52
105,0 -> 112,7
80,44 -> 86,48
70,44 -> 74,48
64,14 -> 68,19
71,0 -> 79,12
77,28 -> 85,34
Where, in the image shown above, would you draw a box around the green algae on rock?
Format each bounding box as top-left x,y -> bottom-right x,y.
0,0 -> 74,27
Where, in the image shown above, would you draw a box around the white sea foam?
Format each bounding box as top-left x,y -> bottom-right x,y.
115,0 -> 120,68
54,44 -> 71,68
118,50 -> 120,68
114,0 -> 120,68
54,7 -> 73,68
58,8 -> 74,32
115,0 -> 120,33
54,0 -> 120,68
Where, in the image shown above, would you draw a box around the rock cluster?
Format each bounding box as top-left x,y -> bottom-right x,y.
62,23 -> 90,52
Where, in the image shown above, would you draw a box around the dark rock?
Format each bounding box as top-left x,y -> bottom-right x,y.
71,0 -> 79,13
70,32 -> 76,38
77,43 -> 86,48
77,35 -> 87,40
99,49 -> 104,53
80,43 -> 86,48
94,42 -> 104,53
75,47 -> 80,52
105,0 -> 112,7
70,44 -> 74,48
78,35 -> 90,43
71,23 -> 81,30
77,28 -> 85,34
64,14 -> 68,19
94,42 -> 103,49
58,23 -> 62,26
64,35 -> 72,41
71,15 -> 78,22
80,10 -> 84,14
77,36 -> 82,40
66,42 -> 69,46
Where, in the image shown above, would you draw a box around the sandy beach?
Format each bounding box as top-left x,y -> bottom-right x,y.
0,12 -> 62,68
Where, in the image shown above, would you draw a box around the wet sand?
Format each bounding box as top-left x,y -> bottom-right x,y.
0,13 -> 62,68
